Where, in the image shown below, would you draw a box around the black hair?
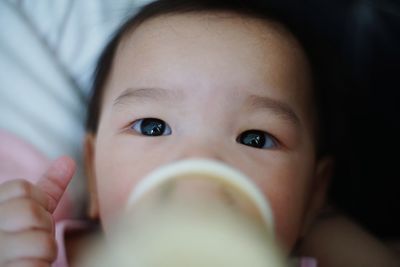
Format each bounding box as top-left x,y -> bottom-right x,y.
86,0 -> 346,157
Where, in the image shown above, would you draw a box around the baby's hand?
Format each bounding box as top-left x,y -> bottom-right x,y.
0,156 -> 75,267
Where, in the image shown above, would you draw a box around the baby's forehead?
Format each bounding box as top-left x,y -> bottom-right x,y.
106,11 -> 315,122
118,12 -> 303,56
115,14 -> 309,86
115,12 -> 312,82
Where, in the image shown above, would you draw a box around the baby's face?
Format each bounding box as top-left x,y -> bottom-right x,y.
87,13 -> 329,250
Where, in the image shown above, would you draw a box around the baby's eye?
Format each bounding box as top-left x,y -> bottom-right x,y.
237,130 -> 277,149
131,118 -> 172,136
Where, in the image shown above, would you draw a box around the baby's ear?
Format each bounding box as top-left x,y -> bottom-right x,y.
301,156 -> 334,237
84,134 -> 100,220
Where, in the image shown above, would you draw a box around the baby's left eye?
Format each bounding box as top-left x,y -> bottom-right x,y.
237,130 -> 277,149
130,118 -> 172,136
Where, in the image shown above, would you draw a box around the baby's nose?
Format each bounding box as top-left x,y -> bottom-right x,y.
172,139 -> 228,163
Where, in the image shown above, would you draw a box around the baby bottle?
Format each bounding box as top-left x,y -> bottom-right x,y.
82,159 -> 287,267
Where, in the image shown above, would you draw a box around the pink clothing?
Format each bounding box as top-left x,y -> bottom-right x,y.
0,130 -> 74,221
53,220 -> 90,267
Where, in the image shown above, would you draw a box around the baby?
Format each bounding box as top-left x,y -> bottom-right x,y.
0,0 -> 398,266
85,0 -> 329,258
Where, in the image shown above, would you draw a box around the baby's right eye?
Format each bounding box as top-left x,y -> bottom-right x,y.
130,118 -> 172,136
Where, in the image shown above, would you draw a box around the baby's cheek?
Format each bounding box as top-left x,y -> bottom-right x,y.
94,163 -> 130,228
272,200 -> 304,251
257,176 -> 307,251
97,175 -> 136,231
97,164 -> 159,233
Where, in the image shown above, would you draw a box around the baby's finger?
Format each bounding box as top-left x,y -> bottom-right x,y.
0,230 -> 57,264
0,199 -> 53,232
0,180 -> 48,208
4,259 -> 51,267
36,156 -> 75,213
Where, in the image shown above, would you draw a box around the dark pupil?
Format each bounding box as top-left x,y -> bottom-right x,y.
239,130 -> 265,148
141,118 -> 165,136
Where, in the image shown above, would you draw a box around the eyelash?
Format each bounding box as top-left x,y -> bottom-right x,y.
236,130 -> 278,149
129,118 -> 279,149
130,118 -> 172,136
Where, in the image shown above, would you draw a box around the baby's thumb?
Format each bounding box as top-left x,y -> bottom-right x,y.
36,156 -> 76,213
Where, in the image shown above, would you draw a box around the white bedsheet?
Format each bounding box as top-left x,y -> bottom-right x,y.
0,0 -> 151,217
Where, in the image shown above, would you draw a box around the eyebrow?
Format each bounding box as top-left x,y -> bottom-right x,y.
114,88 -> 301,127
113,87 -> 182,106
245,94 -> 301,127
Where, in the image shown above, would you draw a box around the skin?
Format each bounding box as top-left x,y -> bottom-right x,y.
0,157 -> 75,267
0,130 -> 75,221
298,215 -> 400,267
85,12 -> 332,252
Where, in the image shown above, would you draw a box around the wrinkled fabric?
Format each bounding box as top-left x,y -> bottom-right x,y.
0,0 -> 145,219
